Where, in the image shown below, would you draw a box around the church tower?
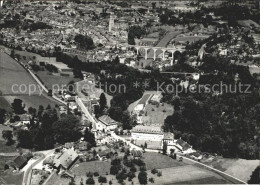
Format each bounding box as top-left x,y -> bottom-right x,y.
108,13 -> 114,32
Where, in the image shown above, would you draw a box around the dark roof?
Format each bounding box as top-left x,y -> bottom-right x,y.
191,152 -> 201,157
22,152 -> 33,160
176,139 -> 191,151
13,156 -> 27,169
98,149 -> 111,157
98,115 -> 118,126
78,141 -> 89,151
131,150 -> 142,157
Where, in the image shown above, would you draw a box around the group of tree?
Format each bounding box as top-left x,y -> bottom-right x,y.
15,104 -> 93,150
0,108 -> 6,124
74,34 -> 95,50
128,25 -> 147,45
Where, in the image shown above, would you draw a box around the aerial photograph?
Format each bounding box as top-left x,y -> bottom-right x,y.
0,0 -> 259,184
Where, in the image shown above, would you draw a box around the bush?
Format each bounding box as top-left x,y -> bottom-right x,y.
86,172 -> 93,177
133,159 -> 145,166
130,166 -> 137,172
151,168 -> 158,174
149,177 -> 155,183
93,172 -> 99,176
127,171 -> 136,179
86,177 -> 95,185
98,176 -> 107,183
157,171 -> 162,177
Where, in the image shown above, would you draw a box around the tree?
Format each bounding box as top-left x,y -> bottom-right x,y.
98,176 -> 107,183
248,166 -> 259,184
84,128 -> 96,147
162,141 -> 167,155
2,130 -> 13,145
0,108 -> 6,124
138,171 -> 147,185
149,177 -> 155,183
17,129 -> 32,148
11,99 -> 25,114
68,178 -> 76,185
28,107 -> 36,116
52,114 -> 82,144
99,93 -> 107,112
86,177 -> 95,185
110,165 -> 120,175
74,34 -> 94,50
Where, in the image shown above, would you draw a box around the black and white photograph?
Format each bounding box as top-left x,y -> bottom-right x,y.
0,0 -> 259,185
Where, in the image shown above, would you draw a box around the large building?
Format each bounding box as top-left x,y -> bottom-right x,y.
97,115 -> 119,131
131,125 -> 164,141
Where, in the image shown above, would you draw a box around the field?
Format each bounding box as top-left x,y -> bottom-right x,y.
204,158 -> 260,182
3,95 -> 60,110
142,103 -> 174,125
173,35 -> 209,43
0,96 -> 11,112
0,155 -> 23,185
143,152 -> 185,170
36,71 -> 80,90
71,161 -> 111,175
45,152 -> 239,185
0,52 -> 61,110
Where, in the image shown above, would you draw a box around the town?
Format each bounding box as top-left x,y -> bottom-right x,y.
0,0 -> 259,185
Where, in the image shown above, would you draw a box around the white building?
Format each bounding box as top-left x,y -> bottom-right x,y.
131,125 -> 164,142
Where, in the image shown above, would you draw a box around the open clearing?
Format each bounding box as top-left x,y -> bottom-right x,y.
71,161 -> 110,176
173,36 -> 209,43
0,52 -> 61,110
48,152 -> 235,185
0,96 -> 11,112
36,71 -> 80,89
143,152 -> 185,170
205,158 -> 260,182
142,102 -> 173,125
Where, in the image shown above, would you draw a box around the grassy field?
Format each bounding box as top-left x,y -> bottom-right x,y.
0,96 -> 11,112
71,161 -> 111,176
142,102 -> 174,125
173,36 -> 209,43
0,51 -> 61,110
0,52 -> 41,95
45,153 -> 238,185
4,95 -> 60,110
205,158 -> 260,182
143,152 -> 185,170
36,71 -> 80,90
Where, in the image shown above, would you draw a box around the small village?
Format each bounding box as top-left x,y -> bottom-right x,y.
0,0 -> 259,185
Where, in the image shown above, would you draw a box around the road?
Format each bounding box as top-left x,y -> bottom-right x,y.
22,149 -> 55,185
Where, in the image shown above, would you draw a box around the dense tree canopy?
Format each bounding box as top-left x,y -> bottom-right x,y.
52,114 -> 82,144
74,34 -> 94,50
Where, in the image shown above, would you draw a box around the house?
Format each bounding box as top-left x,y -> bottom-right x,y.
175,139 -> 194,154
12,156 -> 27,170
98,115 -> 119,131
131,150 -> 143,159
19,114 -> 31,125
190,152 -> 203,161
97,149 -> 112,161
64,142 -> 74,149
163,132 -> 174,144
77,141 -> 89,151
53,148 -> 79,170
